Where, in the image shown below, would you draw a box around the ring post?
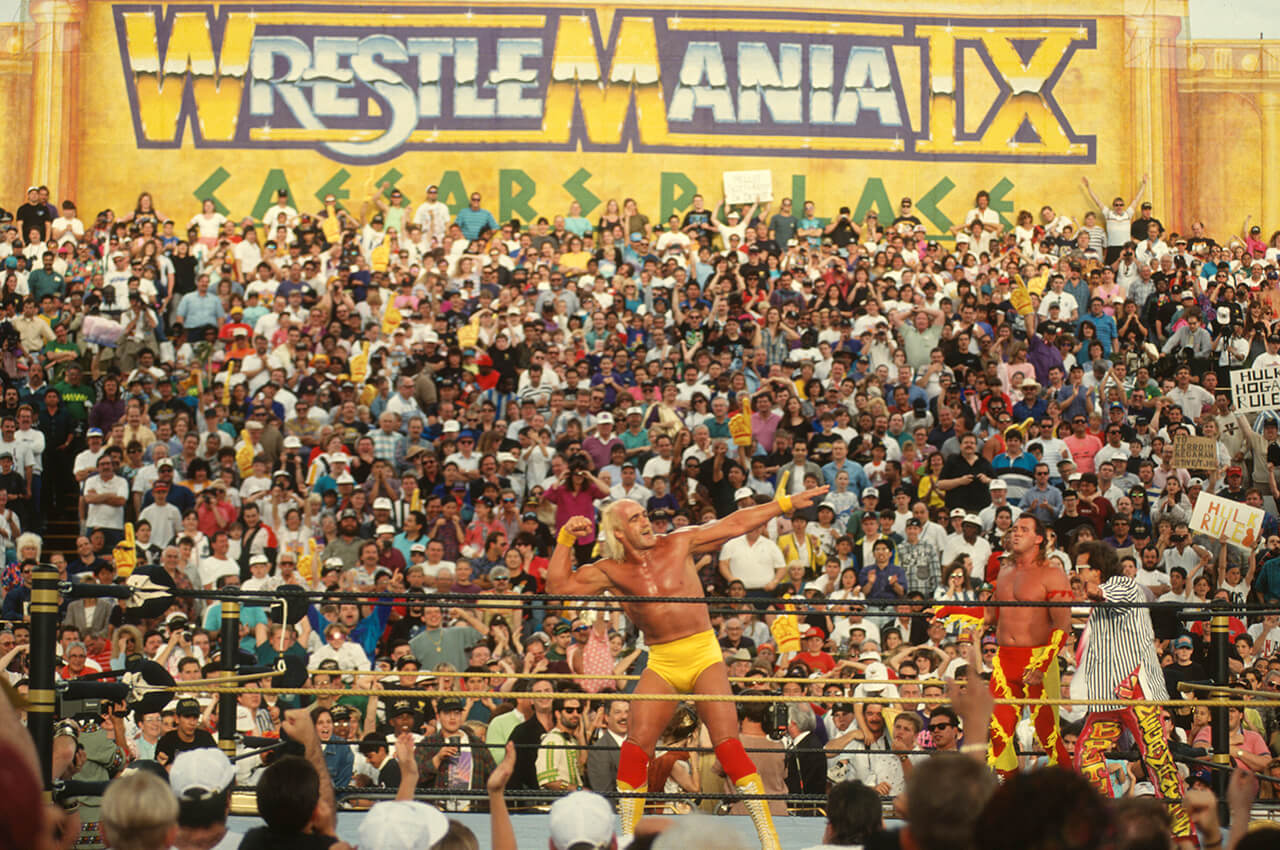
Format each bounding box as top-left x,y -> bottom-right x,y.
1209,600 -> 1230,824
218,591 -> 241,762
27,564 -> 60,796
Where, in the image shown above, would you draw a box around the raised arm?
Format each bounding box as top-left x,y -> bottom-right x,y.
546,516 -> 618,596
1081,176 -> 1104,211
1129,173 -> 1149,210
686,469 -> 827,553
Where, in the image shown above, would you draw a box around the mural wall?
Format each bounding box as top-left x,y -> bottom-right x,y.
4,0 -> 1278,238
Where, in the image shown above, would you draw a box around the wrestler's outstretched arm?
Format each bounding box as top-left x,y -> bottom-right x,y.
683,478 -> 829,553
546,515 -> 617,596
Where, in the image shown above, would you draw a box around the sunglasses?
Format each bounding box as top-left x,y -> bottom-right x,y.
560,706 -> 582,714
928,722 -> 955,732
573,626 -> 589,632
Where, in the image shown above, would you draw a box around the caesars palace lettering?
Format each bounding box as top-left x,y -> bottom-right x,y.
113,5 -> 1097,164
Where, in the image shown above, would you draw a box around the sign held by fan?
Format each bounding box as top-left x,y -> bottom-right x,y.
1171,435 -> 1216,470
1189,492 -> 1263,551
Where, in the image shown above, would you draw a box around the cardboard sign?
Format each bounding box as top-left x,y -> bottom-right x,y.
1171,435 -> 1217,470
1190,492 -> 1263,550
1229,365 -> 1280,414
722,169 -> 773,204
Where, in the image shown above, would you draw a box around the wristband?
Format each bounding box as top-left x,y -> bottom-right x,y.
960,743 -> 986,754
557,527 -> 577,548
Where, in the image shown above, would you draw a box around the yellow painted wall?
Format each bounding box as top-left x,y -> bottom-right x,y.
8,0 -> 1279,240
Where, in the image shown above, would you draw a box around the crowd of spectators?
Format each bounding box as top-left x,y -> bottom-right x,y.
6,176 -> 1280,841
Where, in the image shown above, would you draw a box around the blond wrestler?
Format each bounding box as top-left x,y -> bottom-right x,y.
547,478 -> 827,849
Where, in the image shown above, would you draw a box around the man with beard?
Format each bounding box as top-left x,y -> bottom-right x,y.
537,691 -> 587,791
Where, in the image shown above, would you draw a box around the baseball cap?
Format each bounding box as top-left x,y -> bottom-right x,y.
950,508 -> 966,518
248,554 -> 269,566
357,800 -> 449,850
386,698 -> 417,718
1173,635 -> 1193,649
734,486 -> 755,502
989,478 -> 1007,490
87,427 -> 104,437
170,748 -> 236,797
549,790 -> 616,850
283,436 -> 302,449
861,487 -> 879,499
803,627 -> 825,640
596,412 -> 613,425
862,661 -> 889,693
437,697 -> 465,712
373,497 -> 393,511
375,523 -> 395,536
175,698 -> 201,717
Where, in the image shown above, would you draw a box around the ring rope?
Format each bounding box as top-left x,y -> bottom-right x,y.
149,683 -> 1280,708
153,583 -> 1266,610
303,669 -> 944,686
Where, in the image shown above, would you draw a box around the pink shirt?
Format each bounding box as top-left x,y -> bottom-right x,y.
1063,433 -> 1103,474
545,483 -> 605,543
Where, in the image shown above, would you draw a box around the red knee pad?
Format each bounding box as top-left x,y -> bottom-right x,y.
715,739 -> 757,784
618,740 -> 649,788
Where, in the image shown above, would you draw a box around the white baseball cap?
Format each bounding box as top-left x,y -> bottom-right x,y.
357,800 -> 449,850
170,747 -> 236,797
734,486 -> 755,502
549,790 -> 616,850
596,412 -> 614,425
373,497 -> 393,511
375,523 -> 395,536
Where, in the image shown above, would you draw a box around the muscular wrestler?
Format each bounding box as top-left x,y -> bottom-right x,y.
547,482 -> 827,849
985,515 -> 1073,779
1073,540 -> 1194,841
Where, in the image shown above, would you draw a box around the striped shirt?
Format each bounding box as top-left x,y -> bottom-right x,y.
1080,575 -> 1168,709
536,728 -> 581,788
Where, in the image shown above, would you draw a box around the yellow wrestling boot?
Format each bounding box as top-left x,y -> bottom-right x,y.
617,781 -> 646,837
736,772 -> 782,850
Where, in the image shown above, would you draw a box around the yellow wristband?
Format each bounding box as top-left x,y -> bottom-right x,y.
557,528 -> 577,548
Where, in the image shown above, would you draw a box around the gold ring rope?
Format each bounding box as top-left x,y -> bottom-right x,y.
147,683 -> 1280,709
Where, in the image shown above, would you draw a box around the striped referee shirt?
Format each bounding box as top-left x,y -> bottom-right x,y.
1080,575 -> 1169,709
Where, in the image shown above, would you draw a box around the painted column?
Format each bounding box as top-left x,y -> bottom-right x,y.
28,0 -> 86,200
1123,7 -> 1184,229
1259,91 -> 1280,233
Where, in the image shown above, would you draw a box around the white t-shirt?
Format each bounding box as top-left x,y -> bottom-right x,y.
84,473 -> 128,530
138,502 -> 183,549
965,207 -> 1000,230
199,556 -> 239,588
1103,206 -> 1134,247
1247,624 -> 1280,658
720,534 -> 785,589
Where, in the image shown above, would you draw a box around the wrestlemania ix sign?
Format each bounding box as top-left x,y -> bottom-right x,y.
111,4 -> 1098,164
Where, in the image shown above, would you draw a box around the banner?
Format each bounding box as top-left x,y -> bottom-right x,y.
1189,492 -> 1263,550
1229,366 -> 1280,414
723,170 -> 773,204
1171,435 -> 1217,470
9,1 -> 1280,244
